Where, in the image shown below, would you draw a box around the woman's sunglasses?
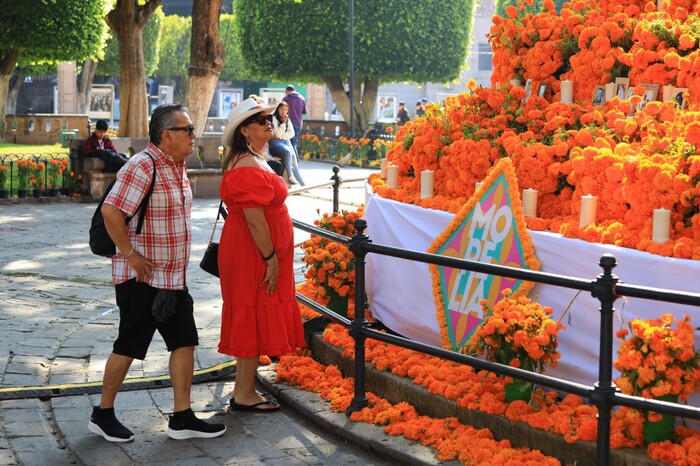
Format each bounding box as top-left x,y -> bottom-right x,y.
245,114 -> 273,126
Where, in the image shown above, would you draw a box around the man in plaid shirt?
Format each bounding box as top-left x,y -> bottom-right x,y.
88,104 -> 226,442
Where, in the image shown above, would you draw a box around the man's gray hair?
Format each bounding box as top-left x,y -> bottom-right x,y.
149,104 -> 188,145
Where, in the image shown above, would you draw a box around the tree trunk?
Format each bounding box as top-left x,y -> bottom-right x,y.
76,58 -> 98,114
183,0 -> 224,136
0,49 -> 21,142
106,0 -> 160,137
6,75 -> 24,115
323,74 -> 379,133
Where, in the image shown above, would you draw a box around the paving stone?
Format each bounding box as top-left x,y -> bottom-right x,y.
55,347 -> 91,359
14,449 -> 73,466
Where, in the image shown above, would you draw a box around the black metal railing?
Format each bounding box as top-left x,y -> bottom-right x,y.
0,153 -> 73,198
292,167 -> 700,466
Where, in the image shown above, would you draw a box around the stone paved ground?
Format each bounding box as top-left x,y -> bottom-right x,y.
0,161 -> 442,465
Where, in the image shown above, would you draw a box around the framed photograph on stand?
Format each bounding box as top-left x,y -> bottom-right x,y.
592,85 -> 605,106
637,83 -> 660,111
671,87 -> 688,109
537,82 -> 548,97
259,88 -> 286,108
614,77 -> 630,100
376,94 -> 398,123
88,84 -> 114,121
523,79 -> 533,102
218,88 -> 243,117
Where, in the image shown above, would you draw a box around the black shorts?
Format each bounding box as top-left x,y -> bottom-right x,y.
113,279 -> 199,360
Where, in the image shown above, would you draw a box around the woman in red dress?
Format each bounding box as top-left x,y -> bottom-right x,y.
218,98 -> 305,411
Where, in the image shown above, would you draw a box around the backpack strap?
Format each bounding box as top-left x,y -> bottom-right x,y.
134,153 -> 157,234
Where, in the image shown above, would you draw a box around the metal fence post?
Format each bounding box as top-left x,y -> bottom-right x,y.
331,165 -> 342,214
347,218 -> 371,413
590,253 -> 620,466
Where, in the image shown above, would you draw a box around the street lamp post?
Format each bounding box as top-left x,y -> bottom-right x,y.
349,0 -> 355,134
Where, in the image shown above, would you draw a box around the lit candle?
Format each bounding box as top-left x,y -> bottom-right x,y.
380,158 -> 388,179
420,170 -> 434,199
653,208 -> 671,244
386,165 -> 399,189
560,80 -> 574,104
605,83 -> 615,101
662,85 -> 674,103
579,195 -> 598,228
522,188 -> 538,217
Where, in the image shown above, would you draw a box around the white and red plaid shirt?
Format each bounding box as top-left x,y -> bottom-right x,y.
104,142 -> 192,290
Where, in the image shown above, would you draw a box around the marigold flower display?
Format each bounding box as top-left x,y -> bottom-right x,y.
471,289 -> 564,374
0,165 -> 8,190
367,0 -> 700,260
614,314 -> 700,401
301,208 -> 364,315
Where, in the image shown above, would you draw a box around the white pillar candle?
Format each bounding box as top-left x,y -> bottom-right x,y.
605,83 -> 615,101
510,78 -> 522,87
386,165 -> 399,189
420,170 -> 434,199
380,158 -> 388,179
475,181 -> 483,191
662,85 -> 674,103
653,208 -> 671,243
579,195 -> 598,228
560,80 -> 574,104
522,188 -> 538,217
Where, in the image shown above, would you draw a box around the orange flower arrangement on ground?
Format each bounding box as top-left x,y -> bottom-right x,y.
471,289 -> 565,374
275,350 -> 561,465
614,314 -> 700,401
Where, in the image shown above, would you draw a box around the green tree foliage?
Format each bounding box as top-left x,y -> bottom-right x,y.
219,14 -> 249,82
0,1 -> 108,63
234,0 -> 473,130
0,0 -> 109,139
236,0 -> 471,82
495,0 -> 567,18
155,14 -> 191,80
97,7 -> 163,77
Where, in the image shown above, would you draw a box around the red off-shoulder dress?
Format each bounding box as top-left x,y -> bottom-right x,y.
217,167 -> 305,357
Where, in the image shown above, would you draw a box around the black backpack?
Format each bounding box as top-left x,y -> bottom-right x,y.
89,154 -> 157,257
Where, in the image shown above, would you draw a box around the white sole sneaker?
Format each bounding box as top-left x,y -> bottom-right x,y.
166,425 -> 226,440
88,420 -> 135,443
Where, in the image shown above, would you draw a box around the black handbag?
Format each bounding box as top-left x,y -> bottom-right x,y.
199,201 -> 227,277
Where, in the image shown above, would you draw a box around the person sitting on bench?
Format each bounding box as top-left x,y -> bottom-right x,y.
80,120 -> 128,173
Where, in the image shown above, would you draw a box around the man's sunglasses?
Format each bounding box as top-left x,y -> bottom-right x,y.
166,125 -> 196,136
246,114 -> 273,126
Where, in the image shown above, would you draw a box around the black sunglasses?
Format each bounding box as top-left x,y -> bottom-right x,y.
245,114 -> 273,126
166,125 -> 196,136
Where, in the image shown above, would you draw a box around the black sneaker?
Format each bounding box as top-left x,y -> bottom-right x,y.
166,409 -> 226,440
88,406 -> 135,443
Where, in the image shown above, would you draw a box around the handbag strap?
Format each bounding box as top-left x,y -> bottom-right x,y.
207,201 -> 228,246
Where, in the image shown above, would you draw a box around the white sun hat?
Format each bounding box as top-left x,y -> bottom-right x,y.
221,97 -> 276,148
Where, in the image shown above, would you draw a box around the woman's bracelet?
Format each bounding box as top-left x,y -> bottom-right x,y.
261,247 -> 276,261
125,247 -> 135,259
